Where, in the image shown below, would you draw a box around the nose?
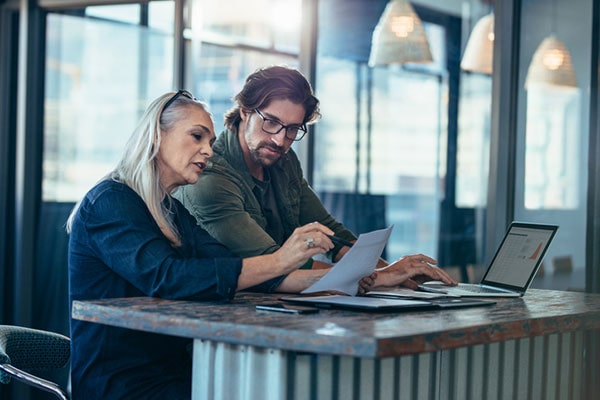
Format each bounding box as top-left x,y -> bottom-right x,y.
202,143 -> 214,158
270,130 -> 288,147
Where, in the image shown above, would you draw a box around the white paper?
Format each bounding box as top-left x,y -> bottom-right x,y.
301,226 -> 393,295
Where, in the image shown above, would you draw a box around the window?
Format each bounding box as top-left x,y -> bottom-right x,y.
189,0 -> 302,132
43,4 -> 175,201
516,0 -> 592,289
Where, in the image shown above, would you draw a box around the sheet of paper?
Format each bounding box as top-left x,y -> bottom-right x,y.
301,226 -> 393,295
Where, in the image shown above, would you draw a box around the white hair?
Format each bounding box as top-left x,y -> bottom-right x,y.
66,92 -> 209,247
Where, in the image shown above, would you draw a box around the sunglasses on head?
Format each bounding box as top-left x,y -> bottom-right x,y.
163,90 -> 197,111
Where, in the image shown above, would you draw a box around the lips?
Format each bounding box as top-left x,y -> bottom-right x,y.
261,145 -> 284,157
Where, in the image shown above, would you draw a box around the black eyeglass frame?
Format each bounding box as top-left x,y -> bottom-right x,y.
163,89 -> 196,111
253,109 -> 307,141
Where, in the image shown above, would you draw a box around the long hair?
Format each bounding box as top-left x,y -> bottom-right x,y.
66,92 -> 209,246
224,65 -> 321,130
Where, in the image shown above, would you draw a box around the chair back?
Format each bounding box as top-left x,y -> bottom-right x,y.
0,325 -> 70,400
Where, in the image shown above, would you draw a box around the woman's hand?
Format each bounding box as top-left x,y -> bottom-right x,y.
273,222 -> 335,275
372,254 -> 458,290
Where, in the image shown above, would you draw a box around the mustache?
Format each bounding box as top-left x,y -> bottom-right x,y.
259,143 -> 287,155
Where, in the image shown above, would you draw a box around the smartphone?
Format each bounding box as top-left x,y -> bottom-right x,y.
256,303 -> 320,314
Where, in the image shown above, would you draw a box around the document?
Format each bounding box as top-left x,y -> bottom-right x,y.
301,226 -> 393,295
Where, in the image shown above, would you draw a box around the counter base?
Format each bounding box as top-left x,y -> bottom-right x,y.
193,330 -> 587,400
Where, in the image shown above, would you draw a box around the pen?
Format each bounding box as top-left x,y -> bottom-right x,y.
327,235 -> 355,248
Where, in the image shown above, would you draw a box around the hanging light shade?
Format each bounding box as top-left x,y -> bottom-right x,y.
525,35 -> 577,89
460,13 -> 494,74
368,0 -> 433,67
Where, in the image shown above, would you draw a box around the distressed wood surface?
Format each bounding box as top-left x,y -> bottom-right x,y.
72,289 -> 600,358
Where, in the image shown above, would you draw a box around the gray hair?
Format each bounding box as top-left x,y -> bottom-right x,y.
66,92 -> 210,246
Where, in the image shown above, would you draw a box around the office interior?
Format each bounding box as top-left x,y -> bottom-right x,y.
1,0 -> 600,398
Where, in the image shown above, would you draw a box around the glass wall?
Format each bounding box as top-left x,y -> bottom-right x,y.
313,57 -> 448,261
189,0 -> 302,130
37,2 -> 176,340
312,1 -> 493,280
44,3 -> 175,202
456,74 -> 491,209
517,0 -> 592,290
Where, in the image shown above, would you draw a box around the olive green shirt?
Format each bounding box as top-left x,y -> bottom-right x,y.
175,127 -> 356,264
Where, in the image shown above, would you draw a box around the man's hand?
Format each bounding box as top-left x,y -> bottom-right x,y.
372,254 -> 458,290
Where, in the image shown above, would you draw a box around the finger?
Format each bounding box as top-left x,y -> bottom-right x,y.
414,265 -> 457,285
434,268 -> 458,285
360,276 -> 374,288
402,278 -> 419,290
306,222 -> 334,236
405,253 -> 436,264
412,262 -> 456,284
304,241 -> 333,255
302,234 -> 334,251
304,236 -> 316,249
358,282 -> 372,295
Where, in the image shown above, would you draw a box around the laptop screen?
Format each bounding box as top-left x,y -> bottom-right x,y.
481,222 -> 558,291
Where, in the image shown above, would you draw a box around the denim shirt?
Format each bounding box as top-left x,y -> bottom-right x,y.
176,127 -> 357,283
69,179 -> 242,399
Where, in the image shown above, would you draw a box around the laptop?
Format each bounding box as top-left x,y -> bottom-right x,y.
280,294 -> 496,311
420,222 -> 558,297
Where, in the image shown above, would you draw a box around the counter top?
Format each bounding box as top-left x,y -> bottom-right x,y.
72,289 -> 600,358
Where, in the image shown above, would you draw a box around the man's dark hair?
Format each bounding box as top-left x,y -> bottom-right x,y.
224,65 -> 321,130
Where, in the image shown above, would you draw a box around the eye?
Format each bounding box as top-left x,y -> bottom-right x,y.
192,133 -> 203,141
264,119 -> 282,129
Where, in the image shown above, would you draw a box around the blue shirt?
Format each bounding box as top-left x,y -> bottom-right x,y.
68,180 -> 242,399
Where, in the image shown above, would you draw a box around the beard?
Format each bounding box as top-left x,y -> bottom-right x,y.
249,142 -> 287,167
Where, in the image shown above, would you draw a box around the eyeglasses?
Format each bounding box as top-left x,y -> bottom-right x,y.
254,109 -> 307,141
163,89 -> 196,111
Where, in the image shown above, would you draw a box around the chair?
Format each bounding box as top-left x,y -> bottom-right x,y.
0,325 -> 70,400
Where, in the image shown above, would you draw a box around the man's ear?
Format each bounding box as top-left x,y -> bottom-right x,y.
240,108 -> 251,121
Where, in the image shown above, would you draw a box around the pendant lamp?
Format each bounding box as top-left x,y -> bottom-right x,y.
525,35 -> 577,89
368,0 -> 433,67
460,13 -> 494,74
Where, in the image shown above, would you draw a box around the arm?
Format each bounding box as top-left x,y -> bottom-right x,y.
179,172 -> 281,258
77,186 -> 339,299
180,175 -> 337,288
176,194 -> 339,292
273,269 -> 330,293
76,186 -> 241,301
237,224 -> 337,291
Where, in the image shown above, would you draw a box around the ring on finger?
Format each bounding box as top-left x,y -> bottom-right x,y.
305,237 -> 315,248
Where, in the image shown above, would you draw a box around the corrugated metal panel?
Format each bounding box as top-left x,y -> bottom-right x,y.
192,331 -> 585,400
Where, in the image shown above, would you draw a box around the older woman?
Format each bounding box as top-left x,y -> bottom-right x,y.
66,90 -> 351,399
